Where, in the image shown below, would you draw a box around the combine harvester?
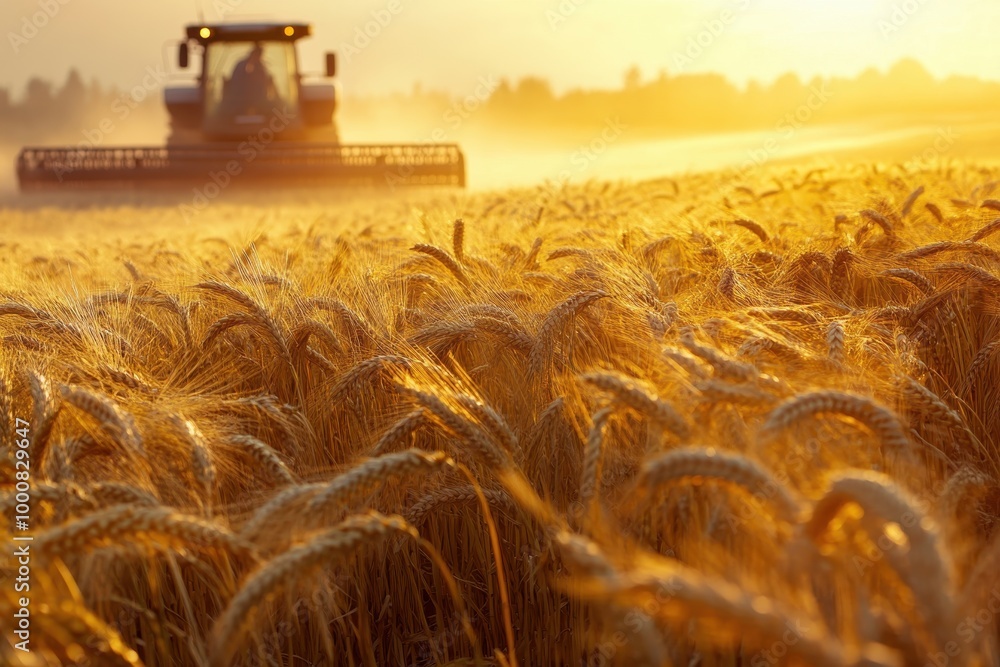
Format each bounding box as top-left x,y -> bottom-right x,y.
16,21 -> 466,190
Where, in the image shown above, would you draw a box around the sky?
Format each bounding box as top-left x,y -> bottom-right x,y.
2,0 -> 997,100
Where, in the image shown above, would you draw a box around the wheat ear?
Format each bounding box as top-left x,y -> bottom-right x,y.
731,218 -> 768,242
28,370 -> 60,469
412,243 -> 469,286
59,384 -> 144,455
399,387 -> 512,469
330,355 -> 416,402
452,218 -> 465,263
968,217 -> 1000,243
963,338 -> 1000,391
826,321 -> 846,366
606,569 -> 853,667
226,435 -> 295,486
305,449 -> 455,518
680,333 -> 757,381
899,376 -> 979,456
35,504 -> 255,559
859,209 -> 896,238
371,409 -> 428,455
881,268 -> 935,295
404,486 -> 515,526
805,471 -> 953,654
581,371 -> 690,440
636,447 -> 800,521
579,408 -> 614,510
210,512 -> 419,667
529,290 -> 609,375
240,483 -> 325,542
761,391 -> 911,455
900,185 -> 925,217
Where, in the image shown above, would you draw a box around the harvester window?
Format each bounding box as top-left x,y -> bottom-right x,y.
204,41 -> 298,124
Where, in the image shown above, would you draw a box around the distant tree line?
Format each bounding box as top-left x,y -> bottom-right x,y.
4,59 -> 998,148
0,69 -> 164,147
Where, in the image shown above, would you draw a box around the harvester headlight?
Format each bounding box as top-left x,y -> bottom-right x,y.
199,27 -> 211,38
284,26 -> 295,36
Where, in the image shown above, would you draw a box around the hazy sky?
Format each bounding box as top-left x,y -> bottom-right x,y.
2,0 -> 996,99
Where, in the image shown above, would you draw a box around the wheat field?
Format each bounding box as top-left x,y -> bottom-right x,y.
2,162 -> 1000,666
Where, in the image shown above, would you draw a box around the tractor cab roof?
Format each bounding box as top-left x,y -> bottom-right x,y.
185,22 -> 312,44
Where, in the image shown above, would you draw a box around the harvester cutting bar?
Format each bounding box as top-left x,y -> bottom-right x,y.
16,143 -> 465,190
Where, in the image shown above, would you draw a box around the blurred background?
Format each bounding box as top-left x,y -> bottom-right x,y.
2,0 -> 999,191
